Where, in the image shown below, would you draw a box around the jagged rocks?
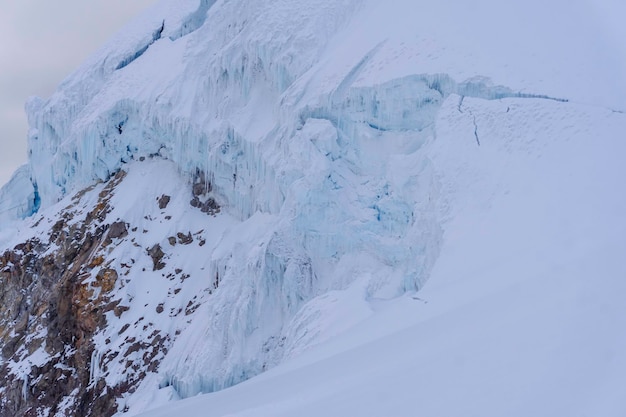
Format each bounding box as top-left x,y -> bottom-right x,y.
0,222 -> 116,416
190,196 -> 221,215
0,162 -> 222,416
192,182 -> 208,197
192,170 -> 212,197
201,197 -> 220,214
95,268 -> 119,292
189,170 -> 221,215
147,244 -> 166,271
157,194 -> 171,209
177,232 -> 193,245
107,221 -> 128,240
0,169 -> 171,417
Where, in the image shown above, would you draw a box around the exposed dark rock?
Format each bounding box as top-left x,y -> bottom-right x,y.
108,221 -> 128,240
189,170 -> 220,215
192,170 -> 212,197
95,269 -> 119,292
205,198 -> 219,212
119,323 -> 130,335
147,244 -> 166,271
191,196 -> 221,215
0,169 -> 167,417
177,232 -> 193,245
192,182 -> 207,197
0,219 -> 111,415
157,195 -> 171,209
113,304 -> 130,318
168,236 -> 177,246
124,341 -> 142,357
214,271 -> 220,290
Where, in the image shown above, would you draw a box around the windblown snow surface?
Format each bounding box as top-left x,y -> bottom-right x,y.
1,0 -> 625,415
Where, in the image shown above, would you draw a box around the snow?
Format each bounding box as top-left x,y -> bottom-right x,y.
7,0 -> 623,221
128,95 -> 626,417
0,0 -> 625,415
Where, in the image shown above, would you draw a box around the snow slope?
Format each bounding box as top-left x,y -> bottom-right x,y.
131,96 -> 626,417
0,0 -> 624,415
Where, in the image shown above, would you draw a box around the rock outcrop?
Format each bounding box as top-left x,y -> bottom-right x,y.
0,169 -> 189,416
0,172 -> 127,416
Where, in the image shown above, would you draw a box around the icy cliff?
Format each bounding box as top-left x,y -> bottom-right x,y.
0,166 -> 39,224
0,0 -> 625,415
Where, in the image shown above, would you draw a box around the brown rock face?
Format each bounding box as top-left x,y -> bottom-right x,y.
176,232 -> 193,245
96,268 -> 119,293
147,244 -> 166,270
108,221 -> 128,240
157,195 -> 171,209
189,170 -> 220,215
0,165 -> 214,417
0,235 -> 114,415
0,170 -> 143,417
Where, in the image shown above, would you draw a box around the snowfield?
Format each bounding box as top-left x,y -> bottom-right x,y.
126,95 -> 626,417
0,0 -> 625,416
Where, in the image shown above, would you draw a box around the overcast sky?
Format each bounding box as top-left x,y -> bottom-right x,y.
0,0 -> 157,187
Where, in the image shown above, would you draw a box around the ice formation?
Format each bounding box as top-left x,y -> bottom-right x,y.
0,166 -> 39,224
0,0 -> 624,414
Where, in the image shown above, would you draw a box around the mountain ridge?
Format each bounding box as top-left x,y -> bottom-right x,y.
1,0 -> 625,416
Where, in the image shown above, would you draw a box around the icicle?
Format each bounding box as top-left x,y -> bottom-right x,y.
21,374 -> 28,401
89,349 -> 101,386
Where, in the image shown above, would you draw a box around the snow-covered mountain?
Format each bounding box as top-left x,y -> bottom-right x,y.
1,0 -> 625,416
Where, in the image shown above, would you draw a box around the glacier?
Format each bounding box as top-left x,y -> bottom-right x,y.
0,165 -> 40,224
0,0 -> 625,415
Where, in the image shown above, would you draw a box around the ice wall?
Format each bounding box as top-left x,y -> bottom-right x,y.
0,166 -> 39,224
0,0 -> 584,407
148,70 -> 552,401
11,0 -> 363,215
